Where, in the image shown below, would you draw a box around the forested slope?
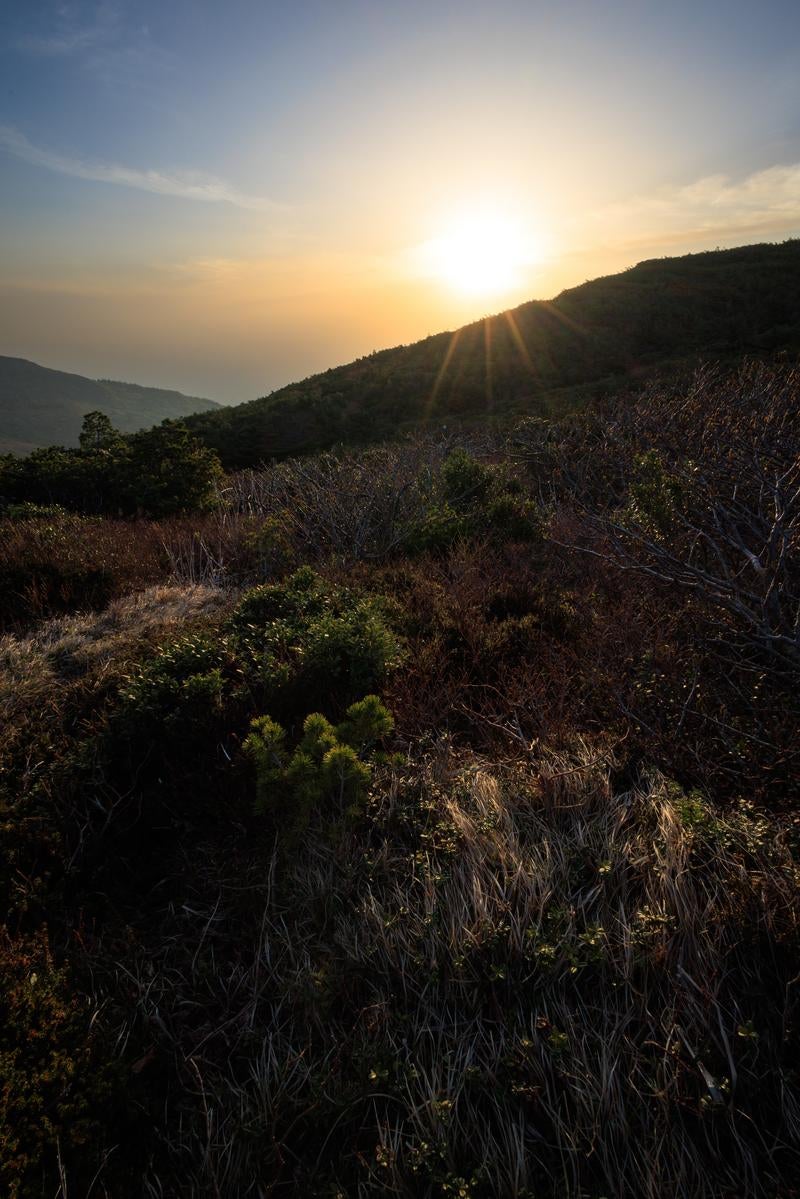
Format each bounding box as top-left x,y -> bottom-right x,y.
185,240 -> 800,467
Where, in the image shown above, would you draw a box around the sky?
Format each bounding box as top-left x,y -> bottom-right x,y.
1,0 -> 799,403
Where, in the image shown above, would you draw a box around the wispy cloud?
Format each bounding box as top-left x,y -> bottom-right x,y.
0,125 -> 280,211
13,2 -> 177,94
592,163 -> 800,247
15,1 -> 121,57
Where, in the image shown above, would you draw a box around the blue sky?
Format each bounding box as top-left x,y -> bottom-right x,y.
1,0 -> 799,401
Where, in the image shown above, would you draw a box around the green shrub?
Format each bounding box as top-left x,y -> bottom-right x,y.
0,502 -> 69,520
103,570 -> 400,831
228,568 -> 402,711
0,930 -> 124,1199
484,491 -> 540,540
118,633 -> 228,735
243,715 -> 287,812
440,448 -> 493,506
241,512 -> 298,578
320,743 -> 371,803
227,564 -> 325,631
336,693 -> 395,749
402,501 -> 467,554
302,606 -> 398,694
622,449 -> 686,538
299,711 -> 339,760
0,418 -> 223,518
284,749 -> 324,807
244,696 -> 393,831
403,451 -> 537,554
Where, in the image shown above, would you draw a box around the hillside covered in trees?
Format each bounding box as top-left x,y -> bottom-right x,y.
185,240 -> 800,467
0,356 -> 220,454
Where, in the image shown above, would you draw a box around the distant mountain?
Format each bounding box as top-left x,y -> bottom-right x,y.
184,240 -> 800,469
0,357 -> 221,454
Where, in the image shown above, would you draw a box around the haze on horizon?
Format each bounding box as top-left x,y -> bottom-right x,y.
1,0 -> 799,405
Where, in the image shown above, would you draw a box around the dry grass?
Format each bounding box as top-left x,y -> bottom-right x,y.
0,583 -> 230,723
99,739 -> 800,1198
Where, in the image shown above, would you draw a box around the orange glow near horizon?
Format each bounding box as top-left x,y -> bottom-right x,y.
1,3 -> 797,403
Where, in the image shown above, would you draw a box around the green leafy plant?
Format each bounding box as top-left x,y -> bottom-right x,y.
0,414 -> 222,517
118,633 -> 228,736
621,449 -> 686,538
335,693 -> 395,749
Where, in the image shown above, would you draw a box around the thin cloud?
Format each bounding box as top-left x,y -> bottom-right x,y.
15,1 -> 121,57
593,163 -> 800,246
0,125 -> 280,211
16,29 -> 103,56
14,3 -> 177,92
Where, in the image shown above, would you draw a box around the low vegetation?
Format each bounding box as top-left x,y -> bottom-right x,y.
0,360 -> 798,1196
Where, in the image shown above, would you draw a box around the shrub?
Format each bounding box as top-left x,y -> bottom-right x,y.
244,696 -> 393,831
336,693 -> 395,749
320,743 -> 371,804
228,567 -> 402,711
122,421 -> 224,517
0,415 -> 223,517
227,564 -> 327,631
298,711 -> 339,760
301,606 -> 399,696
0,929 -> 124,1199
621,449 -> 686,537
243,715 -> 288,812
117,633 -> 228,739
0,502 -> 69,520
403,450 -> 537,553
115,566 -> 399,741
440,447 -> 493,505
92,569 -> 401,847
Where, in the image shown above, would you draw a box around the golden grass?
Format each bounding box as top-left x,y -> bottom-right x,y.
0,584 -> 229,721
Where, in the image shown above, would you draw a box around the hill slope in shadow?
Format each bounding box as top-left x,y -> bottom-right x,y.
185,240 -> 800,468
0,357 -> 220,454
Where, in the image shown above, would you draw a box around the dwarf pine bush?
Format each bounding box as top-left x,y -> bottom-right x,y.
335,693 -> 395,748
110,568 -> 400,781
244,696 -> 393,830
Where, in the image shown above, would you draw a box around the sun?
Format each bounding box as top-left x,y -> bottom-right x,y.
420,209 -> 542,298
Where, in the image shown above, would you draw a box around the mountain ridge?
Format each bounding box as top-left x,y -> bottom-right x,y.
184,239 -> 800,468
0,356 -> 221,454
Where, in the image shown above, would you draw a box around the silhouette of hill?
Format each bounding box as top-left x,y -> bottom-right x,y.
185,240 -> 800,468
0,357 -> 220,453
